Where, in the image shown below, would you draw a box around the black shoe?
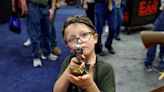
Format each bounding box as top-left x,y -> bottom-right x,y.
115,36 -> 121,41
106,46 -> 115,54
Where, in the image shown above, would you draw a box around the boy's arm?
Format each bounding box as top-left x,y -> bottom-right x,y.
53,56 -> 72,92
85,82 -> 100,92
53,67 -> 70,92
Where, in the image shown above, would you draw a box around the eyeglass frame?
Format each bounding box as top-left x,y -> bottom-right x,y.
65,32 -> 95,45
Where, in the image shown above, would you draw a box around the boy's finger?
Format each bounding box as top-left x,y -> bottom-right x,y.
67,74 -> 78,82
71,57 -> 78,63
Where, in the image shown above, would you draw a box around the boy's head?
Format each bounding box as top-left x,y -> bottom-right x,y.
62,15 -> 98,55
62,15 -> 96,38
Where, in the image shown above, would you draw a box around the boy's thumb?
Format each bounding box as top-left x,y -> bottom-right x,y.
89,64 -> 94,75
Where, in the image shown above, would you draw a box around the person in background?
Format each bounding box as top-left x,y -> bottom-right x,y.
53,15 -> 115,92
114,0 -> 126,41
23,0 -> 62,56
21,0 -> 58,67
144,0 -> 164,72
94,0 -> 117,55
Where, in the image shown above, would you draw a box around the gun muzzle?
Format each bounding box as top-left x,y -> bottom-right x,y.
72,44 -> 87,76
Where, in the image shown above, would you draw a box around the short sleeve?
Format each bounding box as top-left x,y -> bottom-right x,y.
57,55 -> 72,78
97,56 -> 116,92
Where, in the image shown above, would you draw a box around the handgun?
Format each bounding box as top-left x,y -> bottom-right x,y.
72,44 -> 87,76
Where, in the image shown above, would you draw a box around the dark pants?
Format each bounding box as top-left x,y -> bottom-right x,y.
26,3 -> 51,58
50,16 -> 57,48
114,7 -> 124,38
94,3 -> 117,52
86,2 -> 95,25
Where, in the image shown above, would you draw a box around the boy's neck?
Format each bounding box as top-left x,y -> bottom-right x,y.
85,52 -> 96,64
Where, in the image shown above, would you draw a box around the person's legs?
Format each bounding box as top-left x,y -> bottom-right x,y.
40,7 -> 58,61
40,15 -> 51,57
105,8 -> 117,54
144,46 -> 157,67
26,3 -> 42,67
114,8 -> 123,40
159,46 -> 164,59
158,45 -> 164,71
94,3 -> 106,54
50,16 -> 61,55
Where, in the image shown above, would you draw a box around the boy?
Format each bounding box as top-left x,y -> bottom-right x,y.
53,15 -> 115,92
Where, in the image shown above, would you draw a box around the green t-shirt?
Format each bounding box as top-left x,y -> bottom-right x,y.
58,55 -> 116,92
30,0 -> 48,6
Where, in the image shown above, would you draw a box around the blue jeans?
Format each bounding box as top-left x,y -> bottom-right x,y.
94,3 -> 117,50
50,16 -> 57,48
144,12 -> 164,67
114,7 -> 124,38
26,3 -> 51,58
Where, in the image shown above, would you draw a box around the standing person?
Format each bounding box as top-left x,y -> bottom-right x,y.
144,0 -> 164,72
114,0 -> 126,41
94,0 -> 117,55
21,0 -> 58,67
53,15 -> 115,92
23,0 -> 62,56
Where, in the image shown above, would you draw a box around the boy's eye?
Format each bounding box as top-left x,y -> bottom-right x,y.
81,32 -> 89,38
67,36 -> 76,42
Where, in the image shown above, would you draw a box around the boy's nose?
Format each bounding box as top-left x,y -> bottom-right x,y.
76,38 -> 82,44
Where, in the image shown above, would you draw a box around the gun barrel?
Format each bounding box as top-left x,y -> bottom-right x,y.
140,31 -> 164,48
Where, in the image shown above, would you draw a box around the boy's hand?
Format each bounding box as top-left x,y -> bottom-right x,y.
69,57 -> 85,75
67,64 -> 95,89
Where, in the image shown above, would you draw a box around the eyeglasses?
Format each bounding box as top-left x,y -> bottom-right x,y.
66,32 -> 94,45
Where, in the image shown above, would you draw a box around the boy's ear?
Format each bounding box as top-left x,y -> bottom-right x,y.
93,33 -> 98,43
93,33 -> 98,38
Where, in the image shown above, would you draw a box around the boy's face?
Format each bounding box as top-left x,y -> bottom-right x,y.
64,23 -> 98,56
